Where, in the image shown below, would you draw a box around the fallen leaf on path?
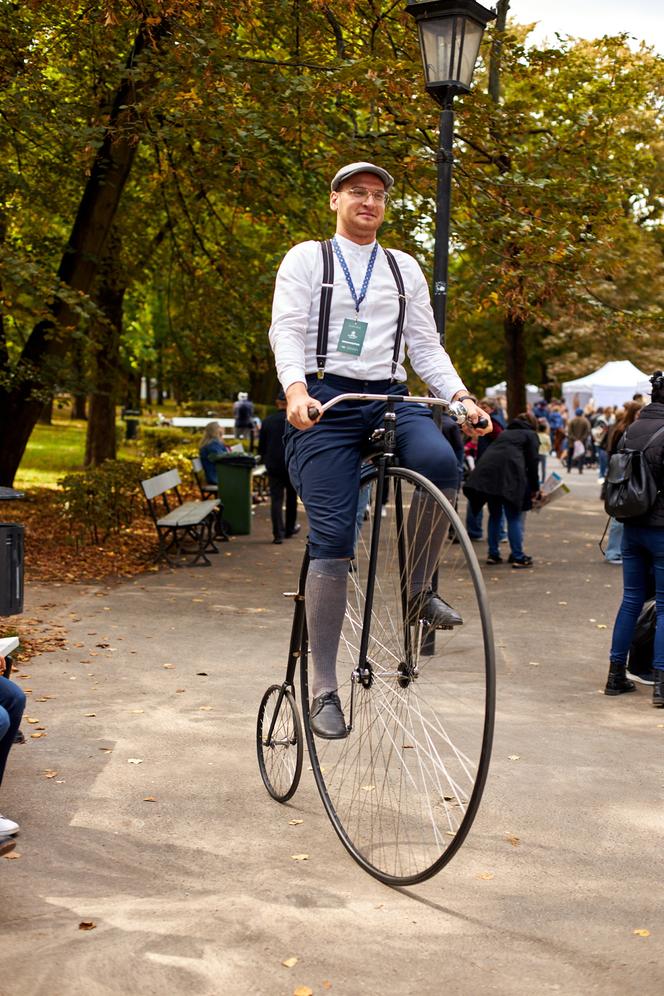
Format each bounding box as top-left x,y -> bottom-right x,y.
26,718 -> 39,724
508,754 -> 521,761
196,672 -> 208,676
633,929 -> 650,937
323,983 -> 333,991
528,662 -> 540,667
199,706 -> 212,711
43,770 -> 58,779
596,624 -> 607,629
293,988 -> 313,996
282,957 -> 298,968
31,732 -> 46,739
477,872 -> 494,880
143,796 -> 157,802
78,921 -> 96,931
162,664 -> 176,669
127,758 -> 143,765
291,854 -> 309,861
84,713 -> 96,718
129,709 -> 144,714
505,834 -> 520,847
558,601 -> 567,605
99,748 -> 112,753
288,819 -> 304,826
4,851 -> 21,860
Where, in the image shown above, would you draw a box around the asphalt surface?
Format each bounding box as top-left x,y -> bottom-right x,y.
1,455 -> 662,996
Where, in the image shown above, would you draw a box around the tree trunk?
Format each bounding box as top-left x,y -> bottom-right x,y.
504,313 -> 526,419
0,16 -> 171,485
38,399 -> 53,425
85,235 -> 126,467
71,392 -> 87,421
488,1 -> 509,104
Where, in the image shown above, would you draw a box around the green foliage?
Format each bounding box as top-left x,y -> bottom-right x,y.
57,460 -> 143,545
139,426 -> 198,456
140,449 -> 196,483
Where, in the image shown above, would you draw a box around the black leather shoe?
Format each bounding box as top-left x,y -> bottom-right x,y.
285,524 -> 301,538
408,590 -> 463,629
604,661 -> 636,696
653,670 -> 664,707
309,691 -> 348,739
272,537 -> 283,544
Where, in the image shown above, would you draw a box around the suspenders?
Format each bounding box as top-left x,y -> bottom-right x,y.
315,239 -> 407,381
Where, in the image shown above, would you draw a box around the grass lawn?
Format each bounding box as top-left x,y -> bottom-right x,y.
14,418 -> 135,489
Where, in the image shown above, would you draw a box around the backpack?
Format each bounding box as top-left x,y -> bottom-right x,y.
603,423 -> 664,520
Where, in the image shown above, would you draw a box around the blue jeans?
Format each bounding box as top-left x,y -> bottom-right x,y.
605,517 -> 624,563
598,448 -> 609,479
465,502 -> 484,539
609,525 -> 664,669
0,676 -> 26,788
487,498 -> 524,560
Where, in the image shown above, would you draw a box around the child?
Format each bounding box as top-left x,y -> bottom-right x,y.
537,418 -> 550,484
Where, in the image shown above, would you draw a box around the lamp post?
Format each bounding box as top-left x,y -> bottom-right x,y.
406,0 -> 496,348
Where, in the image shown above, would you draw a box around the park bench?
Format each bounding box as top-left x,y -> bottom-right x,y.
141,469 -> 221,567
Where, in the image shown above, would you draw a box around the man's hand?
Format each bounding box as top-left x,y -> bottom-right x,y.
452,394 -> 492,437
286,383 -> 322,430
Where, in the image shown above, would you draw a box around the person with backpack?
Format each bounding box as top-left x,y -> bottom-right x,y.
604,372 -> 664,706
233,392 -> 255,442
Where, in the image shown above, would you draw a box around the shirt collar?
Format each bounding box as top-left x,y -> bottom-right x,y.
333,233 -> 378,255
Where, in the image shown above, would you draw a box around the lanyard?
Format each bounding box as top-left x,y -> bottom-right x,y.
332,237 -> 378,314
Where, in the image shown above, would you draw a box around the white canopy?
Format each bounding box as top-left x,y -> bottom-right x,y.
485,381 -> 542,403
562,361 -> 651,410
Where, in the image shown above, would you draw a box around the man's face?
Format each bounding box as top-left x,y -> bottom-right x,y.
330,171 -> 387,243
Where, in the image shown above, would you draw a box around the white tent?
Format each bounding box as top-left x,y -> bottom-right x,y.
485,381 -> 542,404
562,361 -> 651,410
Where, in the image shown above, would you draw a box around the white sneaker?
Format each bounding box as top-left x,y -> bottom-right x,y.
0,815 -> 19,835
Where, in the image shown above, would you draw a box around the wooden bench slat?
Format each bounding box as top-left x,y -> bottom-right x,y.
157,500 -> 219,528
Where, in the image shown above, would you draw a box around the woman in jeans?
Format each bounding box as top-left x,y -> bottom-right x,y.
605,373 -> 664,706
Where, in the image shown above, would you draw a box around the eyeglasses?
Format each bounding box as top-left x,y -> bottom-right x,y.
341,186 -> 390,205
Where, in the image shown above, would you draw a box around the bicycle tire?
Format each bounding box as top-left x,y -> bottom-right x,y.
301,466 -> 495,885
257,684 -> 303,803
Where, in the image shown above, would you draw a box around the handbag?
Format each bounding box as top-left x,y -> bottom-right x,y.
603,423 -> 664,519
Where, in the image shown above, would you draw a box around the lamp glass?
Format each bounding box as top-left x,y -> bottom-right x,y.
419,15 -> 484,89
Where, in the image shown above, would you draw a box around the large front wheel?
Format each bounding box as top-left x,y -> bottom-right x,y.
301,466 -> 495,885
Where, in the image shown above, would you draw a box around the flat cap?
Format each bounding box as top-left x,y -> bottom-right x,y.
330,161 -> 395,192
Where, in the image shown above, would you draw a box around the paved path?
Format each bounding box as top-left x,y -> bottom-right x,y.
1,460 -> 662,996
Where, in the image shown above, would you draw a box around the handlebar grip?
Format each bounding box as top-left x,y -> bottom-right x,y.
307,406 -> 320,421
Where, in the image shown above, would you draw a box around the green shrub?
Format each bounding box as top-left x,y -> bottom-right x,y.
58,460 -> 143,545
140,449 -> 195,483
140,425 -> 198,456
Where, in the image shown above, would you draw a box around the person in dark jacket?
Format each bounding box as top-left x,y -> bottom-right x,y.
199,422 -> 231,485
605,372 -> 664,706
463,412 -> 540,568
566,407 -> 592,473
259,391 -> 300,544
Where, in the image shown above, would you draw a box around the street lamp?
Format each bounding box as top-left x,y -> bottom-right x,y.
406,0 -> 496,346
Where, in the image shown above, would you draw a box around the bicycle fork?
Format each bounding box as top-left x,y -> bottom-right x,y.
263,551 -> 309,748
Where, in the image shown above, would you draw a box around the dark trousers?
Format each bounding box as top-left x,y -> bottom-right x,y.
0,676 -> 26,788
269,472 -> 298,540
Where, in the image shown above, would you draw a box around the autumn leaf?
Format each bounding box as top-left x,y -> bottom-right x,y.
477,871 -> 495,880
291,854 -> 309,861
162,663 -> 176,669
30,732 -> 46,739
505,834 -> 520,847
293,988 -> 313,996
281,956 -> 298,968
633,929 -> 650,937
288,819 -> 304,826
43,770 -> 58,779
143,796 -> 157,802
127,758 -> 143,764
508,754 -> 521,761
3,851 -> 21,860
26,717 -> 39,724
78,921 -> 96,931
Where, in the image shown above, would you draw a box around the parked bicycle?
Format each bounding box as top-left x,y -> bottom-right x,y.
256,393 -> 495,885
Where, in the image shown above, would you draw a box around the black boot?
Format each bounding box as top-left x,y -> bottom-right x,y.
653,670 -> 664,708
604,661 -> 636,696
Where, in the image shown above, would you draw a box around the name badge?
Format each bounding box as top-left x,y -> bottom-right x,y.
337,317 -> 368,356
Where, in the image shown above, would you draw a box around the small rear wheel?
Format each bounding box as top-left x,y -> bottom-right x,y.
257,684 -> 303,803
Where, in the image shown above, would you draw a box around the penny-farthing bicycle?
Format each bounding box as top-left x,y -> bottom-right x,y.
256,394 -> 495,886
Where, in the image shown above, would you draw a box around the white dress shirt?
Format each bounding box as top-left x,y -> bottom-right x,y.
269,234 -> 467,400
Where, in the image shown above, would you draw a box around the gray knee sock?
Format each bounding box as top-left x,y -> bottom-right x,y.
407,487 -> 457,596
306,558 -> 349,698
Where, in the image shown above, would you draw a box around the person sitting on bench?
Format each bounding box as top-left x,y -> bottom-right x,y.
0,654 -> 26,839
199,422 -> 230,485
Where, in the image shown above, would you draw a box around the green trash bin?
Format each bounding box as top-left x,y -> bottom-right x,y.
212,452 -> 256,535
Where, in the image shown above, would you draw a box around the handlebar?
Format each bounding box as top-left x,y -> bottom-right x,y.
306,393 -> 488,430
